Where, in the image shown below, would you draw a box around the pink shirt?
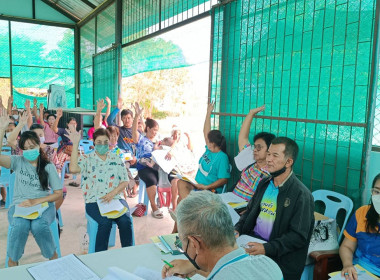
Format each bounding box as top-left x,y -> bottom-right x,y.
44,123 -> 59,143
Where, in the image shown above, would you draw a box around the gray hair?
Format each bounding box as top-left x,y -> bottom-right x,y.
176,191 -> 236,249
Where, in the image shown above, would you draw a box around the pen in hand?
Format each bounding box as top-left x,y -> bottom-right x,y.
161,259 -> 191,280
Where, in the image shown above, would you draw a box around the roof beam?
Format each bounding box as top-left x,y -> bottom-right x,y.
40,0 -> 81,22
80,0 -> 97,9
78,0 -> 115,27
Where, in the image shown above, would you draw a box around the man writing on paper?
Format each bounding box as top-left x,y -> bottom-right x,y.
234,137 -> 314,280
162,191 -> 283,280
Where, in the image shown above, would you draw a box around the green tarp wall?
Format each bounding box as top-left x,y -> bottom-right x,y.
210,0 -> 378,206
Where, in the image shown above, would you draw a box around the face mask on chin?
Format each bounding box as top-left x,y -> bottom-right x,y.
270,165 -> 287,178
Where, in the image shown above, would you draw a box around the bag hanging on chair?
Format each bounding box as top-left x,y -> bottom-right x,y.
306,218 -> 339,264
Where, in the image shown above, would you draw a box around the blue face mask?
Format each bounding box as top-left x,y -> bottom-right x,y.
23,148 -> 40,161
95,144 -> 109,155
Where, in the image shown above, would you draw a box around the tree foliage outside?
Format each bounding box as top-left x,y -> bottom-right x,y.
0,20 -> 75,108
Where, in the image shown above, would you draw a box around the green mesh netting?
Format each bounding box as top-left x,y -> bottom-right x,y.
0,20 -> 10,78
80,66 -> 93,110
97,3 -> 116,53
0,21 -> 75,108
122,37 -> 190,77
211,0 -> 377,207
80,18 -> 96,69
122,0 -> 217,44
93,48 -> 118,108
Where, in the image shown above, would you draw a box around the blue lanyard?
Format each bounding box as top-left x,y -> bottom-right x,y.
208,254 -> 249,280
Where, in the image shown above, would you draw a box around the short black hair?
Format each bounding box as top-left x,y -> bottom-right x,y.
271,137 -> 299,164
30,124 -> 44,130
253,132 -> 276,150
121,109 -> 133,118
66,117 -> 77,124
46,114 -> 56,120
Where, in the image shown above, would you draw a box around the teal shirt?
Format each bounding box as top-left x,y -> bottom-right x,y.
195,146 -> 230,185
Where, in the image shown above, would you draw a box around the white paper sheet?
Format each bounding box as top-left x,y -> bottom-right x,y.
102,267 -> 143,280
14,203 -> 48,218
27,254 -> 100,280
152,150 -> 177,174
225,203 -> 241,226
219,192 -> 246,204
102,266 -> 205,280
328,265 -> 378,280
236,234 -> 266,248
134,267 -> 183,280
234,146 -> 255,171
97,199 -> 125,215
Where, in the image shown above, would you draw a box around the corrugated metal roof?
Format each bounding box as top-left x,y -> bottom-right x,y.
41,0 -> 108,22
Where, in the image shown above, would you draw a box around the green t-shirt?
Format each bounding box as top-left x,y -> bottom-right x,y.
195,146 -> 230,186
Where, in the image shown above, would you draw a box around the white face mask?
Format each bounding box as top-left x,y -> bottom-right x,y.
39,136 -> 45,144
372,195 -> 380,214
12,115 -> 19,120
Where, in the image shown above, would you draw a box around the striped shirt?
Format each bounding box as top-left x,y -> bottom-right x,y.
232,145 -> 269,201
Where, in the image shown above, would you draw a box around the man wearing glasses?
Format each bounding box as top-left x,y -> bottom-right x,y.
161,191 -> 283,280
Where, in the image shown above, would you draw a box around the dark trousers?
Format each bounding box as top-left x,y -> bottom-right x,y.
85,199 -> 133,252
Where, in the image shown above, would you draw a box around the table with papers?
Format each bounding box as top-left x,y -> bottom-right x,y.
0,243 -> 189,280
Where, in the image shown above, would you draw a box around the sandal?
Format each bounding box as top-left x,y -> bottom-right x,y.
152,209 -> 164,219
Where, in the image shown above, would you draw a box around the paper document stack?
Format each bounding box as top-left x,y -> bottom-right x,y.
28,254 -> 100,280
151,233 -> 182,255
218,192 -> 248,209
174,173 -> 198,186
13,202 -> 49,219
103,266 -> 206,280
152,150 -> 177,174
328,264 -> 378,280
236,234 -> 266,248
97,199 -> 128,219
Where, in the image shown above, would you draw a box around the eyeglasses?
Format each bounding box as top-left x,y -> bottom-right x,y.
175,235 -> 201,270
372,188 -> 380,196
253,144 -> 263,151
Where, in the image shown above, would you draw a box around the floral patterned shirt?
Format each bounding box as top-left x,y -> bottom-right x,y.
78,151 -> 129,203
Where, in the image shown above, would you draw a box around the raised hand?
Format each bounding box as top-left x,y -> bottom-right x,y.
18,111 -> 29,126
207,101 -> 215,114
33,98 -> 37,107
105,96 -> 111,106
24,99 -> 31,110
249,105 -> 265,116
65,125 -> 81,145
0,107 -> 10,131
56,108 -> 63,118
96,99 -> 106,111
39,103 -> 44,113
117,97 -> 123,110
132,102 -> 144,116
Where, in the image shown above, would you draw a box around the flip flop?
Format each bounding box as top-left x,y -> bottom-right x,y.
152,209 -> 164,219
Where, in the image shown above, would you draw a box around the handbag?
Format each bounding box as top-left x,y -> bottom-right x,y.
306,218 -> 339,264
132,203 -> 147,217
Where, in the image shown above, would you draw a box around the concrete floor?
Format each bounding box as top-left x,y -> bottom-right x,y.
0,175 -> 175,268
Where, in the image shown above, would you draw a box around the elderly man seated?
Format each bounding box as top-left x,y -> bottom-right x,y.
161,191 -> 283,280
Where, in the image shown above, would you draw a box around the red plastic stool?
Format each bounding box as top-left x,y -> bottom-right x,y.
157,186 -> 172,208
